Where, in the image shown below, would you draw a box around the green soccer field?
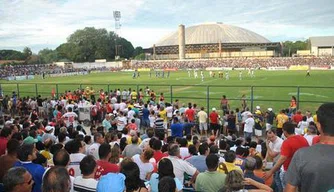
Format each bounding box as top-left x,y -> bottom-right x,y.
1,70 -> 333,113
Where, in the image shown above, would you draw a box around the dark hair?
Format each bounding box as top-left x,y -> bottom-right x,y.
53,149 -> 70,167
80,155 -> 96,176
120,161 -> 144,192
6,139 -> 20,154
99,143 -> 111,159
209,145 -> 219,154
224,170 -> 244,191
206,154 -> 219,169
249,141 -> 257,149
58,132 -> 66,143
219,139 -> 227,150
32,152 -> 47,166
42,166 -> 70,192
11,132 -> 23,142
317,103 -> 334,136
158,158 -> 175,179
225,150 -> 236,163
131,136 -> 139,144
120,137 -> 128,151
188,145 -> 198,155
0,127 -> 12,137
199,142 -> 209,155
17,144 -> 34,161
254,156 -> 263,170
179,138 -> 187,147
65,139 -> 82,154
152,139 -> 162,150
3,167 -> 28,192
158,176 -> 176,192
147,128 -> 155,138
235,147 -> 246,156
283,122 -> 296,135
84,135 -> 92,144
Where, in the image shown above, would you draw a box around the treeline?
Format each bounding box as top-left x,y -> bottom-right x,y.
0,27 -> 145,64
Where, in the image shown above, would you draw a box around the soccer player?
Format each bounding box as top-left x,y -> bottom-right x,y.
201,71 -> 204,82
194,70 -> 198,79
239,71 -> 242,80
251,69 -> 255,78
225,71 -> 229,80
132,71 -> 136,79
188,70 -> 191,78
306,69 -> 310,77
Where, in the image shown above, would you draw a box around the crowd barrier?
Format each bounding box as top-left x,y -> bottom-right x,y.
49,71 -> 88,77
289,65 -> 309,70
6,75 -> 35,81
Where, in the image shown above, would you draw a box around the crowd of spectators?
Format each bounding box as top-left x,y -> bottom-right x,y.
133,57 -> 334,69
0,85 -> 333,192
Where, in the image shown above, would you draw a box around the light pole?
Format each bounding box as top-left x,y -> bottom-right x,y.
113,11 -> 121,60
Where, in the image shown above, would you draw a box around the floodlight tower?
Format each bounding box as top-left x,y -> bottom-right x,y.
113,11 -> 121,60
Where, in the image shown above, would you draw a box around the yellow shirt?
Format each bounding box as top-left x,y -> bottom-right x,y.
127,136 -> 142,145
131,91 -> 137,100
159,110 -> 167,122
217,162 -> 243,173
313,115 -> 318,123
197,111 -> 208,123
276,113 -> 288,128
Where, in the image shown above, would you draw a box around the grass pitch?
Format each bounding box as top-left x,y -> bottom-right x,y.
1,70 -> 333,113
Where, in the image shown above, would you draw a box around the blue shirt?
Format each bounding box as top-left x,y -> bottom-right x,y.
186,155 -> 208,173
97,173 -> 126,192
149,173 -> 183,192
142,108 -> 150,120
14,161 -> 45,192
171,123 -> 183,137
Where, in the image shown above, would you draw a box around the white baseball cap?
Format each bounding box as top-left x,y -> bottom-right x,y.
212,108 -> 216,111
268,108 -> 273,111
256,106 -> 261,110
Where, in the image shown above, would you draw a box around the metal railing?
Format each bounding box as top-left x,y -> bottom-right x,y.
0,83 -> 333,113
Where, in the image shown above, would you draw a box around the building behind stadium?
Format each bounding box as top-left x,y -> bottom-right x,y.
144,22 -> 283,60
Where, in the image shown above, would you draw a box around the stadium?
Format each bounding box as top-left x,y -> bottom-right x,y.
144,22 -> 282,60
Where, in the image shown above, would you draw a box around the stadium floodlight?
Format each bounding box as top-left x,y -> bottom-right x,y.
113,11 -> 121,59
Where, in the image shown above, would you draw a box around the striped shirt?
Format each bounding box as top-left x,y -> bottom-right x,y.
155,117 -> 164,129
73,176 -> 97,192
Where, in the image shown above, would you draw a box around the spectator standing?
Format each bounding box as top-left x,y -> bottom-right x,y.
285,103 -> 334,192
209,108 -> 220,136
197,107 -> 208,135
87,132 -> 105,160
244,113 -> 254,139
170,117 -> 183,138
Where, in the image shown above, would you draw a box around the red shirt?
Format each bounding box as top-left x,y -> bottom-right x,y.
312,135 -> 320,145
94,160 -> 120,179
292,114 -> 303,124
185,109 -> 195,122
209,112 -> 219,124
153,150 -> 168,162
0,137 -> 8,156
281,135 -> 309,171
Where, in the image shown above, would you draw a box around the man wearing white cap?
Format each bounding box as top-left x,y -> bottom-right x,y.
209,108 -> 220,136
42,126 -> 57,143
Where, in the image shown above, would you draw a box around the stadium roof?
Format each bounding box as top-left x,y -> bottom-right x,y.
155,22 -> 270,46
310,36 -> 334,47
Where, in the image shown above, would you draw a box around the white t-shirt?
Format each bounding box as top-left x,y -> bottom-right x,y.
62,112 -> 78,127
149,115 -> 156,128
297,121 -> 309,133
268,137 -> 283,162
127,110 -> 135,120
69,153 -> 86,177
73,176 -> 98,192
166,156 -> 197,184
304,134 -> 315,146
132,154 -> 154,181
166,106 -> 173,118
119,102 -> 127,112
306,116 -> 314,123
241,111 -> 252,122
87,143 -> 100,160
117,116 -> 128,131
139,138 -> 151,150
244,117 -> 255,133
180,147 -> 190,159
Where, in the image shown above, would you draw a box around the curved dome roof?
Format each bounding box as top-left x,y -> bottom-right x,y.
155,23 -> 270,46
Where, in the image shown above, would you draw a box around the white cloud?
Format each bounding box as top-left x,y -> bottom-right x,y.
0,0 -> 333,53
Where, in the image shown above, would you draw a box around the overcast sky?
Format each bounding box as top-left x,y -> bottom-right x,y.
1,0 -> 333,53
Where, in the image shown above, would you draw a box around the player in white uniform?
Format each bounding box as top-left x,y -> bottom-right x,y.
239,71 -> 243,80
201,71 -> 204,81
188,70 -> 191,78
194,70 -> 198,78
209,71 -> 213,77
251,69 -> 255,78
225,71 -> 229,80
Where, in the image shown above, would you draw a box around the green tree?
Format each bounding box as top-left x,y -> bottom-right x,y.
38,48 -> 58,64
23,47 -> 32,61
133,46 -> 144,57
283,40 -> 309,56
0,50 -> 25,60
56,43 -> 80,62
134,53 -> 146,60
